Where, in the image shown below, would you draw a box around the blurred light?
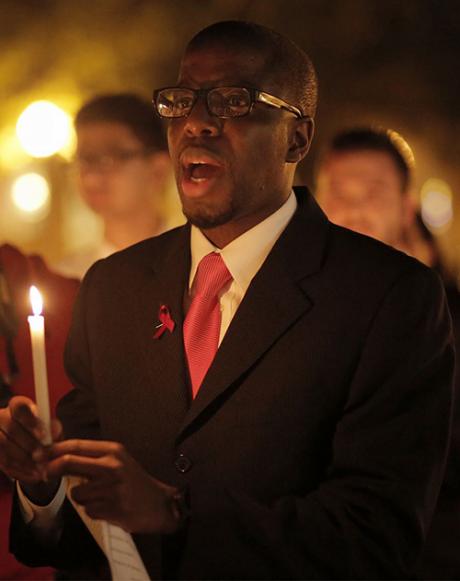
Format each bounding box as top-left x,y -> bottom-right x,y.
421,179 -> 453,232
16,101 -> 72,158
11,173 -> 50,214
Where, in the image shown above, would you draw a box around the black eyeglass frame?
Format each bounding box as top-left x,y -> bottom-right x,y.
152,86 -> 305,120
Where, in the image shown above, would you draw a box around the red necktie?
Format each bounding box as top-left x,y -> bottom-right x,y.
183,252 -> 232,398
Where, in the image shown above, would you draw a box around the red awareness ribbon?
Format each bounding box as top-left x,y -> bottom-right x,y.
153,305 -> 175,339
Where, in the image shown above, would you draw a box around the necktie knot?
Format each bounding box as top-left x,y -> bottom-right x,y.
193,253 -> 232,299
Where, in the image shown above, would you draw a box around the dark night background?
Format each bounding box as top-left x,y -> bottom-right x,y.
1,0 -> 459,269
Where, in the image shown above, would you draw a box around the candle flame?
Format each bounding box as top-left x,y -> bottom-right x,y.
29,285 -> 43,316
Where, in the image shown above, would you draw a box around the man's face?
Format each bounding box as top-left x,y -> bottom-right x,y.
167,45 -> 302,246
76,121 -> 159,219
316,150 -> 410,248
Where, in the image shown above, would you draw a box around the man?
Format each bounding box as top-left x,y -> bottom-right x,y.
1,21 -> 454,580
316,127 -> 460,579
0,244 -> 78,580
315,127 -> 415,252
55,93 -> 175,279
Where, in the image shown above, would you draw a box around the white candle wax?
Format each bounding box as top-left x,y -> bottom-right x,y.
28,286 -> 52,445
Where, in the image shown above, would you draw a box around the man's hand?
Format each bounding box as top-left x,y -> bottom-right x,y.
45,439 -> 181,534
0,396 -> 44,482
0,395 -> 62,503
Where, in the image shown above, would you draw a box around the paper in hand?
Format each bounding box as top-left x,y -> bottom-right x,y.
66,476 -> 151,580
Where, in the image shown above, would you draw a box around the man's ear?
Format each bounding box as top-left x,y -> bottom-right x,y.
286,117 -> 315,163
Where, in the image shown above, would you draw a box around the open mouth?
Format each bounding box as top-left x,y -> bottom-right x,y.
179,148 -> 226,198
181,149 -> 224,182
185,161 -> 221,182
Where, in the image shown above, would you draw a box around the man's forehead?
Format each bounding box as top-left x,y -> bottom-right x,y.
327,150 -> 402,175
322,151 -> 404,190
76,121 -> 140,147
178,45 -> 274,87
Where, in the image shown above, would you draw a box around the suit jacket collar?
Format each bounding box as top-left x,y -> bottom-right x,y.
176,186 -> 330,439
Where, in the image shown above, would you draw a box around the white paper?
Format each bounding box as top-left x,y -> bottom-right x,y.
66,476 -> 151,580
101,520 -> 151,581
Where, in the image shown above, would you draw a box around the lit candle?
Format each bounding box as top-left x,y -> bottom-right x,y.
27,285 -> 51,445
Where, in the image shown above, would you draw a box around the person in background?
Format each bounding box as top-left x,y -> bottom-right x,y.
1,22 -> 454,580
315,127 -> 415,253
0,244 -> 78,580
316,126 -> 460,579
55,93 -> 173,279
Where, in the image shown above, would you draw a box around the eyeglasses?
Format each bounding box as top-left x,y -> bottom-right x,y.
152,86 -> 304,119
74,149 -> 152,172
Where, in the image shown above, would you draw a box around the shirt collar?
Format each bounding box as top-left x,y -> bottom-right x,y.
189,191 -> 297,293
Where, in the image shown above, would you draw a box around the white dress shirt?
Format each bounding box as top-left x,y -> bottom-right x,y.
189,191 -> 297,344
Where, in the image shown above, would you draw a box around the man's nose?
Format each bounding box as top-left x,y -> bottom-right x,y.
78,166 -> 107,184
183,97 -> 221,138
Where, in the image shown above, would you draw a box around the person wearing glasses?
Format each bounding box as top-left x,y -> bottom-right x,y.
3,21 -> 453,580
55,93 -> 175,279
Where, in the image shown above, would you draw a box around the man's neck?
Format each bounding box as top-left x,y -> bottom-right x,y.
200,195 -> 293,249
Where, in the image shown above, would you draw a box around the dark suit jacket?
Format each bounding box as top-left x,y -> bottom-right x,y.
11,188 -> 454,579
416,282 -> 460,579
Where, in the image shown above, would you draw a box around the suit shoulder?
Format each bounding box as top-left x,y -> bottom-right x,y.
85,225 -> 189,277
329,223 -> 431,275
324,223 -> 443,299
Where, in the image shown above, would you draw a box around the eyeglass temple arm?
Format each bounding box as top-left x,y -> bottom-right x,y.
257,91 -> 304,118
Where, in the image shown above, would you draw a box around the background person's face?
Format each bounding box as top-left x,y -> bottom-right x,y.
316,150 -> 410,248
76,121 -> 157,219
167,45 -> 298,246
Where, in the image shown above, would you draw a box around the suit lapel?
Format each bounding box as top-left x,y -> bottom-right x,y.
133,226 -> 191,419
177,188 -> 330,439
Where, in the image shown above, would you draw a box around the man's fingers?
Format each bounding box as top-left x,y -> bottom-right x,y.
0,456 -> 43,482
83,501 -> 116,523
9,396 -> 37,420
10,398 -> 37,423
8,468 -> 44,483
51,419 -> 63,442
70,478 -> 120,505
0,419 -> 45,478
46,452 -> 124,481
9,397 -> 46,441
47,439 -> 125,460
0,419 -> 43,456
0,437 -> 43,481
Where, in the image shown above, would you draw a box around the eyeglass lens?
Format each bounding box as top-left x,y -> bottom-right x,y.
157,87 -> 252,118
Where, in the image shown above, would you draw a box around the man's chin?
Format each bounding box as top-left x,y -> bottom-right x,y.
185,210 -> 234,230
181,199 -> 235,230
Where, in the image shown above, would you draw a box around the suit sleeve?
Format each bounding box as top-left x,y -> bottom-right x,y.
229,266 -> 454,579
59,261 -> 102,439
